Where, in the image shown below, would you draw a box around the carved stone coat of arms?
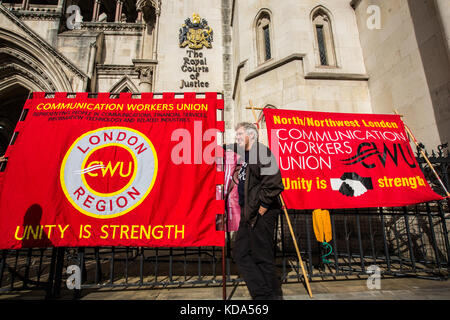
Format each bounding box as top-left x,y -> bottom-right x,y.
179,13 -> 213,50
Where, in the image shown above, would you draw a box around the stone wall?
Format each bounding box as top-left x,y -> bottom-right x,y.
230,0 -> 372,143
0,0 -> 448,149
154,0 -> 224,93
353,0 -> 450,149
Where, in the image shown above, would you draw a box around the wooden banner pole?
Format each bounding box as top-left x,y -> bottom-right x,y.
279,194 -> 313,298
249,100 -> 259,129
247,101 -> 313,298
394,110 -> 450,198
222,212 -> 226,300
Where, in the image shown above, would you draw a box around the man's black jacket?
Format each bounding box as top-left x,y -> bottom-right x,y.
233,142 -> 284,228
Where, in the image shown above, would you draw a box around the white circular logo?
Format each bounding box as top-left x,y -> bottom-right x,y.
60,127 -> 158,219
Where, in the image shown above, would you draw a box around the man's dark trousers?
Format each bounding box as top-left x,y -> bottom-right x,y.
233,208 -> 281,300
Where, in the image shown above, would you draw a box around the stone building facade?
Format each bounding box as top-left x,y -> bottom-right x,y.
0,0 -> 448,153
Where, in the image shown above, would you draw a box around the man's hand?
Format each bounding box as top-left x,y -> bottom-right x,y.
258,206 -> 268,216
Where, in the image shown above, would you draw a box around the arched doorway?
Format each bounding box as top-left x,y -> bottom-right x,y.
0,28 -> 74,155
0,84 -> 29,155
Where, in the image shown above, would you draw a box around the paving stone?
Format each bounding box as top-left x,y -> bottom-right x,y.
1,277 -> 449,300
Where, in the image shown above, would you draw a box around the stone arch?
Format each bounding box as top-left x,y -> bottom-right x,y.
253,8 -> 274,65
310,5 -> 337,67
0,82 -> 30,155
0,27 -> 73,92
108,76 -> 139,93
136,0 -> 161,60
0,27 -> 74,154
136,0 -> 161,20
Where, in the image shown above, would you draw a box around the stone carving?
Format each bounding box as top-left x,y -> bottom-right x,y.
179,13 -> 213,50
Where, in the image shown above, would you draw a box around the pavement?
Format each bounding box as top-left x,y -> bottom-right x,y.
1,275 -> 449,300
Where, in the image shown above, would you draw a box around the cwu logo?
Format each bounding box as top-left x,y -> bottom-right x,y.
60,127 -> 158,219
179,13 -> 213,50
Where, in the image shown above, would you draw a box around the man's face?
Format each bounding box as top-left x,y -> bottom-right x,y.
235,127 -> 250,149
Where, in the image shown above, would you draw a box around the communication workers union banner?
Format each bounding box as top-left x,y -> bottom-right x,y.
0,92 -> 225,249
264,109 -> 443,210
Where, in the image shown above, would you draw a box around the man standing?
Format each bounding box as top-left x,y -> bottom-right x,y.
233,122 -> 284,300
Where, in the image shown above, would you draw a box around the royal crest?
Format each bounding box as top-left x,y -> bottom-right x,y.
179,13 -> 213,50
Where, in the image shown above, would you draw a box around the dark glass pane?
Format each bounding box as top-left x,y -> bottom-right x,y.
316,25 -> 328,65
263,25 -> 271,61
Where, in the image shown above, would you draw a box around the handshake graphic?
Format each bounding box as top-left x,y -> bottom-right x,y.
330,172 -> 373,197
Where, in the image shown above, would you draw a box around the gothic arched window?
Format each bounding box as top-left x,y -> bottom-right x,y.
312,7 -> 336,67
255,10 -> 273,65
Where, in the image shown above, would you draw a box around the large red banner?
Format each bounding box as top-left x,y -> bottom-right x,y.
0,92 -> 225,249
264,109 -> 443,210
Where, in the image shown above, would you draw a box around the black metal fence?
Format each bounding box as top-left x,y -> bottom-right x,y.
1,146 -> 449,298
279,202 -> 449,281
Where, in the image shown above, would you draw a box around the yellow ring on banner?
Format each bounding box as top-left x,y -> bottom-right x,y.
60,126 -> 158,219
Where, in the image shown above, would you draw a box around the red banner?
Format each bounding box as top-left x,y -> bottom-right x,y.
0,92 -> 225,249
264,109 -> 443,210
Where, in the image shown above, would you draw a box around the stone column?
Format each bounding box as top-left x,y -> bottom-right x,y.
21,0 -> 29,10
136,10 -> 143,23
152,9 -> 160,60
435,0 -> 450,60
133,59 -> 156,92
87,42 -> 98,78
57,0 -> 64,11
138,67 -> 152,92
115,0 -> 123,22
92,0 -> 101,22
135,66 -> 153,92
